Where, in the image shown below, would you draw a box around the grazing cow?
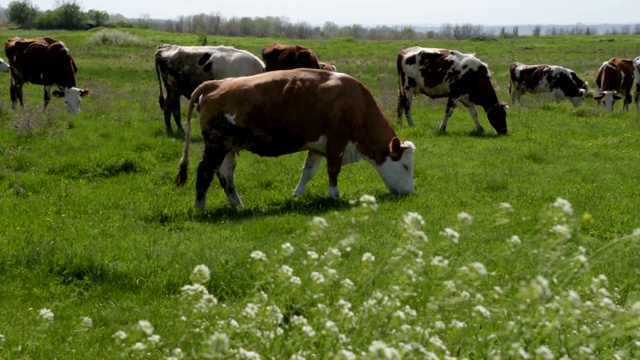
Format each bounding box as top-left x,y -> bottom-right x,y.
261,43 -> 322,71
0,57 -> 9,72
175,69 -> 416,211
633,56 -> 640,110
155,44 -> 265,133
396,47 -> 508,134
509,62 -> 589,107
4,36 -> 88,114
594,58 -> 635,111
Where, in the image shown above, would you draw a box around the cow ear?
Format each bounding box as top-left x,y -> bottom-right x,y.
593,94 -> 603,101
80,89 -> 89,97
52,90 -> 64,98
502,103 -> 509,110
389,137 -> 402,158
614,94 -> 622,100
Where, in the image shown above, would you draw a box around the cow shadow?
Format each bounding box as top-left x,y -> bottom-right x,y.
434,129 -> 504,138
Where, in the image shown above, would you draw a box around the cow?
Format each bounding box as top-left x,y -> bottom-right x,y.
396,47 -> 508,134
633,56 -> 640,110
261,43 -> 322,71
155,44 -> 265,134
509,62 -> 589,107
0,57 -> 9,72
594,58 -> 635,111
4,36 -> 88,114
175,68 -> 416,212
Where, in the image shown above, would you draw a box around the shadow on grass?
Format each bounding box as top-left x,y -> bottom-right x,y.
148,192 -> 413,225
435,128 -> 507,138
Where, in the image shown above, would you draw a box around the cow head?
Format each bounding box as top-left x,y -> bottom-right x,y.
487,103 -> 509,135
53,87 -> 89,114
593,91 -> 621,111
374,138 -> 416,194
0,58 -> 9,73
569,90 -> 587,107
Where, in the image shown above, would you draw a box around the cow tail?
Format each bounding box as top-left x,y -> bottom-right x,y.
175,84 -> 201,187
396,54 -> 407,120
155,61 -> 165,110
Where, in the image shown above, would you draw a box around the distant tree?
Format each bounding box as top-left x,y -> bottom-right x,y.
512,26 -> 519,37
54,1 -> 86,29
196,27 -> 207,45
499,27 -> 507,37
7,0 -> 39,28
532,25 -> 542,36
87,9 -> 109,27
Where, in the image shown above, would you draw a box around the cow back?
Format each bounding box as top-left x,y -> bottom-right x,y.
5,36 -> 77,88
262,43 -> 321,71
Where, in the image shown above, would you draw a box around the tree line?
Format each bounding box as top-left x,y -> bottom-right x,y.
3,0 -> 640,39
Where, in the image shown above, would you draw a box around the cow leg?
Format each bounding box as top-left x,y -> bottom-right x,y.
163,92 -> 182,134
459,99 -> 484,132
43,86 -> 52,111
439,97 -> 458,132
194,145 -> 228,212
325,139 -> 348,199
623,92 -> 632,111
293,151 -> 323,196
397,87 -> 415,126
10,77 -> 23,110
216,152 -> 242,207
635,84 -> 640,111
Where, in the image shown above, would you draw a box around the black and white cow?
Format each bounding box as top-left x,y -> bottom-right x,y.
396,47 -> 508,134
155,44 -> 265,133
509,62 -> 588,107
633,56 -> 640,111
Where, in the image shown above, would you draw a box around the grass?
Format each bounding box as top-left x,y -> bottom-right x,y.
1,28 -> 640,358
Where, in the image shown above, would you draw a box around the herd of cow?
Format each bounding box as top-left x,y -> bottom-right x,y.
2,36 -> 640,211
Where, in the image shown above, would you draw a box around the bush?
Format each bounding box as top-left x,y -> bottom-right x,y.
86,29 -> 153,47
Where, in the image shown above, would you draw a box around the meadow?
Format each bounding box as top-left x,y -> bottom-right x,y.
1,27 -> 640,358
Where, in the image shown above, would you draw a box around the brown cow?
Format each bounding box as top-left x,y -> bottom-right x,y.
261,43 -> 322,71
396,47 -> 508,134
594,58 -> 635,111
4,36 -> 88,114
175,69 -> 416,211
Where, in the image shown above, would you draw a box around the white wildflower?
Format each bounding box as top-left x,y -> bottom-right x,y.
633,228 -> 640,237
310,216 -> 328,229
368,340 -> 401,359
172,348 -> 184,359
359,194 -> 378,210
457,211 -> 473,225
469,262 -> 488,276
336,349 -> 356,360
280,265 -> 294,276
132,342 -> 146,351
190,264 -> 211,284
38,308 -> 54,322
499,202 -> 514,211
302,324 -> 316,337
341,278 -> 356,290
508,235 -> 521,246
148,334 -> 161,344
0,334 -> 5,342
403,212 -> 425,230
551,224 -> 572,239
473,305 -> 491,318
535,345 -> 555,360
431,256 -> 449,268
81,316 -> 93,329
207,332 -> 229,355
450,319 -> 467,328
237,347 -> 261,360
137,320 -> 154,335
362,252 -> 375,262
290,276 -> 302,286
307,251 -> 319,259
553,197 -> 574,215
325,320 -> 339,333
310,272 -> 325,284
243,303 -> 259,318
281,242 -> 294,255
250,250 -> 267,261
440,227 -> 460,243
113,330 -> 128,340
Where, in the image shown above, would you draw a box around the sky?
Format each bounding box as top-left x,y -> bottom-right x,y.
24,0 -> 640,27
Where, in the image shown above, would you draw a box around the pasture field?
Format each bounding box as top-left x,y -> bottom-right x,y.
1,28 -> 640,358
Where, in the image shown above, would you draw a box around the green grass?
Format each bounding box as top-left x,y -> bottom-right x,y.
1,28 -> 640,358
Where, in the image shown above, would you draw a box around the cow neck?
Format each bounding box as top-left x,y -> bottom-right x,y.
353,114 -> 398,166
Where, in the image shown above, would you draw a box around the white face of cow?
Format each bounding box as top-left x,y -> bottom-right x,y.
53,87 -> 89,114
0,58 -> 9,73
569,90 -> 586,107
594,91 -> 620,111
373,141 -> 416,194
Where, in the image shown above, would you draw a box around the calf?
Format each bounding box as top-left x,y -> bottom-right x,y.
4,36 -> 88,114
509,62 -> 588,107
594,58 -> 635,111
155,44 -> 265,133
175,69 -> 416,211
396,47 -> 508,134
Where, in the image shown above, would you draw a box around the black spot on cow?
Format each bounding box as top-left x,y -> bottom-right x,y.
405,55 -> 417,66
203,62 -> 213,73
198,53 -> 212,66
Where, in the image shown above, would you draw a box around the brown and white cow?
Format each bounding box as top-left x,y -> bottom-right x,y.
155,44 -> 265,133
261,43 -> 322,71
633,56 -> 640,111
594,58 -> 635,111
175,69 -> 416,211
396,47 -> 508,134
509,62 -> 588,107
319,62 -> 337,71
4,36 -> 88,114
0,57 -> 9,72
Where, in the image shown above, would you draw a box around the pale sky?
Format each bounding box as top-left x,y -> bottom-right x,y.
23,0 -> 640,27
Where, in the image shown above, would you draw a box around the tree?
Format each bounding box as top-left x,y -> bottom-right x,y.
532,25 -> 542,37
7,0 -> 38,28
87,9 -> 109,27
54,1 -> 85,29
